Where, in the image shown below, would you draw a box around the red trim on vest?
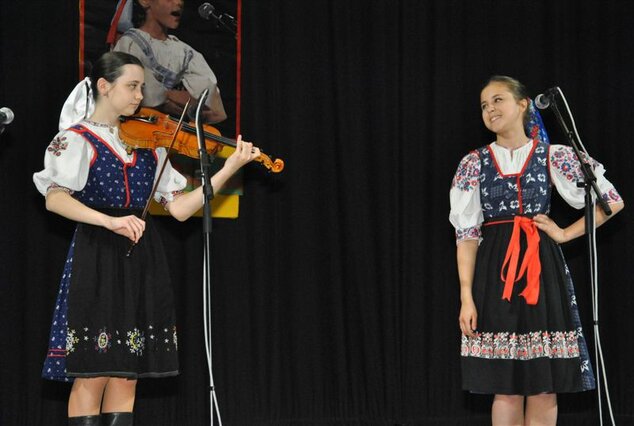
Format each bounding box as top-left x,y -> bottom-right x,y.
69,125 -> 136,166
517,175 -> 524,214
486,140 -> 538,178
68,126 -> 98,166
487,141 -> 539,216
69,125 -> 139,207
483,219 -> 514,226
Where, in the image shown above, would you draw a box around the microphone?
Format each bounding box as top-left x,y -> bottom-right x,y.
0,107 -> 14,125
198,2 -> 237,34
198,2 -> 215,20
534,87 -> 559,110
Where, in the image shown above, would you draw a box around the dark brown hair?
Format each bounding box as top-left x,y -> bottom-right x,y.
90,51 -> 144,100
132,0 -> 148,28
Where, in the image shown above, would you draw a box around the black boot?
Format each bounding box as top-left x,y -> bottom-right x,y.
102,412 -> 133,426
68,415 -> 101,426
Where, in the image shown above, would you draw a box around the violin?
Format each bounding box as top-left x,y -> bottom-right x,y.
119,107 -> 284,173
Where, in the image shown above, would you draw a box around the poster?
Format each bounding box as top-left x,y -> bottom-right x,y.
80,0 -> 242,217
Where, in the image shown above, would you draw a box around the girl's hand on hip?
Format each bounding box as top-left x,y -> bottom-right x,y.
533,214 -> 567,244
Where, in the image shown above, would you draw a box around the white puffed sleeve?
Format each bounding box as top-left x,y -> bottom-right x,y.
549,144 -> 623,209
33,130 -> 95,196
182,49 -> 220,110
449,151 -> 484,244
152,147 -> 188,205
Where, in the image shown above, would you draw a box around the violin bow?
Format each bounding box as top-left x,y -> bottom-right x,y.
126,100 -> 191,257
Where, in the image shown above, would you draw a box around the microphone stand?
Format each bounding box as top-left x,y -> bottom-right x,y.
218,13 -> 237,36
194,90 -> 223,426
545,89 -> 616,426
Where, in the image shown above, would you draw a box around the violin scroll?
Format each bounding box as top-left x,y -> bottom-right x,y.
256,152 -> 284,173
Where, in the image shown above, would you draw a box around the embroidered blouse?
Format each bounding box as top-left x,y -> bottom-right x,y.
33,121 -> 186,205
449,140 -> 622,244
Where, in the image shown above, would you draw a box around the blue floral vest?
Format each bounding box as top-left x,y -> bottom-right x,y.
69,125 -> 157,209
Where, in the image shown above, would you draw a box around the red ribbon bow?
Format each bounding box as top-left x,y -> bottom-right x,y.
500,216 -> 542,305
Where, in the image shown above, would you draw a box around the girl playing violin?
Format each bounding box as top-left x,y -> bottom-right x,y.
33,51 -> 259,426
450,75 -> 624,425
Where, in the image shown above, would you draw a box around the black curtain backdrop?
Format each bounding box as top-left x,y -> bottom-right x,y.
1,1 -> 633,425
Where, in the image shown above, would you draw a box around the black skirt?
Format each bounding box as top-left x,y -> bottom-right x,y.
460,219 -> 595,395
43,210 -> 179,381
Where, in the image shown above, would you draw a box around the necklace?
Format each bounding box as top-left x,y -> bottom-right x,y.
84,120 -> 117,135
84,120 -> 136,155
496,138 -> 531,151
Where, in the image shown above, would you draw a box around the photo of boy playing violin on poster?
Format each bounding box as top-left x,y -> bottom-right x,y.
83,0 -> 243,217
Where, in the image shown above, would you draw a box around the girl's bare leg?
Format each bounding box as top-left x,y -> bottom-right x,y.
101,378 -> 137,414
492,394 -> 525,426
68,377 -> 109,417
525,393 -> 557,426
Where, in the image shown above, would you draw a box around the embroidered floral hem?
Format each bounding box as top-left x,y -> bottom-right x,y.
461,329 -> 581,361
